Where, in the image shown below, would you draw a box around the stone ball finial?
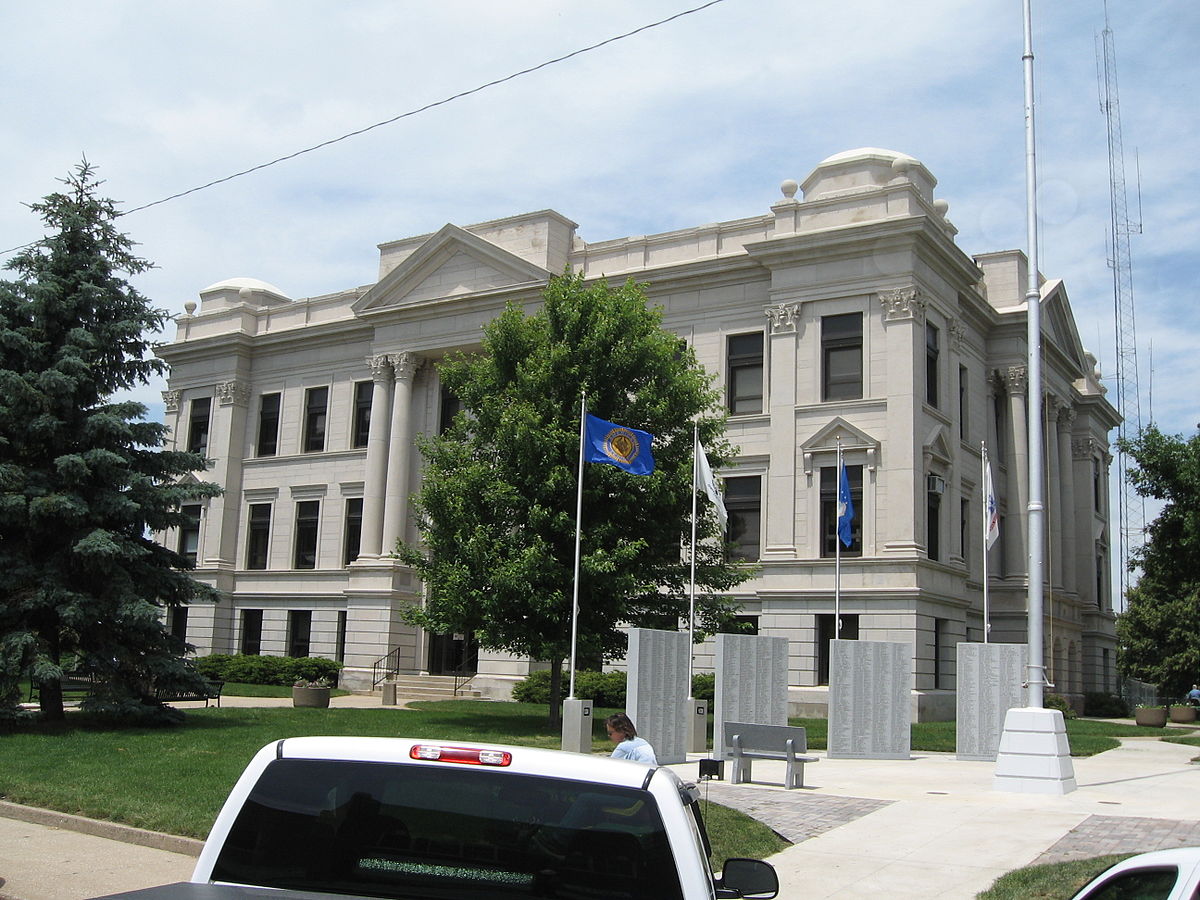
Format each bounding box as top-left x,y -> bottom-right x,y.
238,286 -> 253,300
184,301 -> 197,316
780,179 -> 799,199
933,198 -> 950,217
891,157 -> 912,176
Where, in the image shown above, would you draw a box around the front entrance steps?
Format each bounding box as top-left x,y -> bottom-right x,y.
376,673 -> 481,704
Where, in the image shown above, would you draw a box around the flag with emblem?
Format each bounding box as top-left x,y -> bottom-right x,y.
584,414 -> 655,475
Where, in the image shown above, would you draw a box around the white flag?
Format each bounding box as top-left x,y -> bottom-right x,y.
984,460 -> 1000,549
696,440 -> 728,531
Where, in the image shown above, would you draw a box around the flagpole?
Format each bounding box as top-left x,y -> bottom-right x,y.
568,392 -> 587,700
688,422 -> 698,688
835,436 -> 842,637
982,441 -> 990,644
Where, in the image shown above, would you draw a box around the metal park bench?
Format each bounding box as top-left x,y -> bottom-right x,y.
723,722 -> 819,789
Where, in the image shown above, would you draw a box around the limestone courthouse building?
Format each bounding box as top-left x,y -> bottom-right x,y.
157,148 -> 1120,718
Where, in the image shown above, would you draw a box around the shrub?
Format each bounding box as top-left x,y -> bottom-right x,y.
193,654 -> 341,687
1083,691 -> 1130,718
691,672 -> 715,702
1044,693 -> 1077,719
512,670 -> 627,707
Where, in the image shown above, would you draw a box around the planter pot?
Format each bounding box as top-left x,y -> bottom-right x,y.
1169,705 -> 1197,724
1134,706 -> 1167,728
292,686 -> 331,708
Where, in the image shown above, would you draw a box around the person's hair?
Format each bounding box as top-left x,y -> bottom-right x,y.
605,713 -> 637,741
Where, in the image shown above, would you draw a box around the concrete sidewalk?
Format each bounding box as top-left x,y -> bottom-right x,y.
1,703 -> 1197,900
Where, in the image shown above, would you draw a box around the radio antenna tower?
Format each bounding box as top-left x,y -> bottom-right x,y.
1097,2 -> 1145,605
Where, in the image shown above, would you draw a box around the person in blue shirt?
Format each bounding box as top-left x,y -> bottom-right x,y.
605,713 -> 657,765
1187,685 -> 1200,706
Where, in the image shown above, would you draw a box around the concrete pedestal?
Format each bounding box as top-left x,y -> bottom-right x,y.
993,707 -> 1077,794
561,698 -> 594,754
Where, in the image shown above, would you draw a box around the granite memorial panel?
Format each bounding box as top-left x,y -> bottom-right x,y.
956,642 -> 1026,761
626,627 -> 691,765
827,639 -> 911,760
714,632 -> 788,759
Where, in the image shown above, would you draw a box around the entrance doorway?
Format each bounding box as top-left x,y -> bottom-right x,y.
427,632 -> 478,676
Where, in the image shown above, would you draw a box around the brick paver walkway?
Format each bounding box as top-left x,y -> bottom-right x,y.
1035,815 -> 1200,865
697,781 -> 892,844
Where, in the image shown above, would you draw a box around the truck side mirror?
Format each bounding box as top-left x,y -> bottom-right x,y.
717,857 -> 779,899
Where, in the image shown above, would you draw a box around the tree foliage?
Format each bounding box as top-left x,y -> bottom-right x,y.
1115,425 -> 1200,699
399,274 -> 750,717
0,163 -> 220,721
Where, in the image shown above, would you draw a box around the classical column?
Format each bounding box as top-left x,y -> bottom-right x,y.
381,352 -> 420,553
1057,407 -> 1078,595
209,380 -> 251,569
1003,366 -> 1028,577
1044,396 -> 1063,588
359,355 -> 394,559
763,302 -> 799,558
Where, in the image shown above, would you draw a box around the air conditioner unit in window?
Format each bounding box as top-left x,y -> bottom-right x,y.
927,475 -> 946,494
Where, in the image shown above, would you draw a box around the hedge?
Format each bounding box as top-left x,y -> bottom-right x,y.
193,654 -> 342,686
513,670 -> 716,706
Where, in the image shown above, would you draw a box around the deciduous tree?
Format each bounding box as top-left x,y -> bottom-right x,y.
1116,425 -> 1200,700
399,274 -> 749,724
0,163 -> 220,722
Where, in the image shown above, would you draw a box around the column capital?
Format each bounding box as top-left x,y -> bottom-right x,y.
389,351 -> 421,383
215,380 -> 250,407
765,303 -> 800,333
1001,365 -> 1028,395
367,354 -> 392,380
1057,405 -> 1077,430
880,286 -> 926,323
162,389 -> 181,413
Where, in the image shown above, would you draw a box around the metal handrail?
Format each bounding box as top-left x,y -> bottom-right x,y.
372,647 -> 403,688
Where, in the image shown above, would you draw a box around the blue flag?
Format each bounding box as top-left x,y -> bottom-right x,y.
584,414 -> 655,475
837,463 -> 855,548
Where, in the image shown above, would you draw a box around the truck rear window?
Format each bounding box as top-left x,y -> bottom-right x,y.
211,758 -> 685,900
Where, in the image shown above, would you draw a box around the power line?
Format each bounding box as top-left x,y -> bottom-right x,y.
123,0 -> 729,215
1,0 -> 728,258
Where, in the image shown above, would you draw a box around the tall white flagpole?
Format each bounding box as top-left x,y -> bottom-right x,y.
568,392 -> 587,700
688,422 -> 698,686
835,436 -> 842,637
982,441 -> 991,643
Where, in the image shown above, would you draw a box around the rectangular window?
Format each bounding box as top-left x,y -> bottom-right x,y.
179,504 -> 201,565
993,392 -> 1006,463
343,497 -> 363,566
724,475 -> 762,562
257,393 -> 281,457
960,498 -> 970,564
303,386 -> 328,453
336,610 -> 347,664
240,609 -> 263,655
1096,545 -> 1106,609
817,613 -> 860,685
351,381 -> 372,449
958,365 -> 968,440
726,333 -> 764,415
170,606 -> 188,642
1093,459 -> 1103,513
187,397 -> 211,455
294,501 -> 320,569
820,465 -> 862,557
926,323 -> 940,407
822,313 -> 863,401
927,483 -> 942,561
439,383 -> 462,435
933,618 -> 948,690
246,503 -> 272,570
288,610 -> 312,658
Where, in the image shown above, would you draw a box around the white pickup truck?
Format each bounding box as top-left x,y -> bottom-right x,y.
96,735 -> 778,900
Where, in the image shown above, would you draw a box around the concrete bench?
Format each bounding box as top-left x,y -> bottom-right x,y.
723,722 -> 818,789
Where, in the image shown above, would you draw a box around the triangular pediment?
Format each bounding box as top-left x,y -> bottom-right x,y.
801,417 -> 881,475
354,224 -> 551,313
922,424 -> 953,466
1040,279 -> 1087,375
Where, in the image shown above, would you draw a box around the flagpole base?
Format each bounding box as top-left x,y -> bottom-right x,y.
561,698 -> 594,754
993,707 -> 1077,794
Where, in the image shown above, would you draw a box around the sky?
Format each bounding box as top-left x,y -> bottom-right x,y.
1,1 -> 1196,436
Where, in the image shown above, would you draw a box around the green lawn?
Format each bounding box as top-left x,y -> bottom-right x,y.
0,700 -> 781,865
977,854 -> 1130,899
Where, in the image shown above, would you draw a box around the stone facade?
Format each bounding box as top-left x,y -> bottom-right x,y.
157,148 -> 1120,718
